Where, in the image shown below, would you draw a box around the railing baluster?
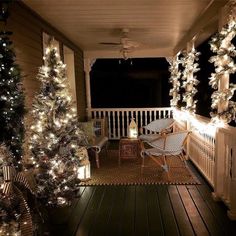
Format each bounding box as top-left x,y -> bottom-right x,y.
140,110 -> 143,130
108,111 -> 111,139
117,111 -> 120,139
126,110 -> 129,137
112,111 -> 116,139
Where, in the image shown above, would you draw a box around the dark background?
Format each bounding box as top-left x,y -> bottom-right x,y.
90,58 -> 170,108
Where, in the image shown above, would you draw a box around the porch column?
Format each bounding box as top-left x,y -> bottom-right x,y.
84,58 -> 96,119
212,6 -> 236,220
185,41 -> 195,159
186,41 -> 195,111
212,4 -> 231,204
217,7 -> 229,115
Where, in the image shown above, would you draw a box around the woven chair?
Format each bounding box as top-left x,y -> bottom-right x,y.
140,130 -> 190,175
139,118 -> 174,143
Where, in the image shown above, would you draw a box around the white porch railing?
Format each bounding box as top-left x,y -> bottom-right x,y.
173,109 -> 236,220
173,110 -> 216,186
89,107 -> 173,139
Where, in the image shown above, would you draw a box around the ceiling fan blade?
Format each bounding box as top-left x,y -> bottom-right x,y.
99,42 -> 121,45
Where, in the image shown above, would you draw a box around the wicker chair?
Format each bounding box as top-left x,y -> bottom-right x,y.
139,118 -> 174,143
140,130 -> 190,174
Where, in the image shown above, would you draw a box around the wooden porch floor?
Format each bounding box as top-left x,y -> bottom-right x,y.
49,146 -> 236,236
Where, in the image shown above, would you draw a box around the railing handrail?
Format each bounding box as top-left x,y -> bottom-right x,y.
89,107 -> 172,112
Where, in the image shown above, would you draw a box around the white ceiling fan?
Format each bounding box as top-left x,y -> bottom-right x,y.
99,28 -> 140,59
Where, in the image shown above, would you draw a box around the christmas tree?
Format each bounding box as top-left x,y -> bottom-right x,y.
28,40 -> 87,207
0,31 -> 25,170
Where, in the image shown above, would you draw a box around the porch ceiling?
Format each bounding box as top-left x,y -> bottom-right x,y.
23,0 -> 229,58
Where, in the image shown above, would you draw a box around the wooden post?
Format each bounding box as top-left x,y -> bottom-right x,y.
218,6 -> 229,114
84,58 -> 96,119
184,41 -> 195,159
186,41 -> 195,110
228,137 -> 236,220
212,128 -> 226,201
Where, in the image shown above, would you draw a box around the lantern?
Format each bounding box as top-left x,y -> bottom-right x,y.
77,160 -> 91,180
128,118 -> 138,139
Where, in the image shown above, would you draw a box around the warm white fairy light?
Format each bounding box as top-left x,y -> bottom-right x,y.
28,40 -> 88,207
168,52 -> 181,107
209,13 -> 236,123
181,47 -> 200,114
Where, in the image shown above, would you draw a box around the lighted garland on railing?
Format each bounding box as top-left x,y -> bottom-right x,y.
168,52 -> 181,107
209,15 -> 236,123
181,47 -> 200,113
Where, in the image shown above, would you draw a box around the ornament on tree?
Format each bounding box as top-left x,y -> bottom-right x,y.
209,12 -> 236,123
0,31 -> 25,170
28,39 -> 88,207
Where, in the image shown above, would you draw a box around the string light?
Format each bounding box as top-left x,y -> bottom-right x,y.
209,10 -> 236,124
28,40 -> 88,207
0,31 -> 25,170
181,47 -> 200,114
168,52 -> 181,107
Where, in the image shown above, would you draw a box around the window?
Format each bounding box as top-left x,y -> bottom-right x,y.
63,45 -> 77,110
42,32 -> 60,57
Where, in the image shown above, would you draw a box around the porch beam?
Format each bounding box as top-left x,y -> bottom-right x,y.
174,0 -> 229,55
84,48 -> 172,59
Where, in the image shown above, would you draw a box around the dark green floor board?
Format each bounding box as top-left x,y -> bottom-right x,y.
50,187 -> 87,236
134,186 -> 149,236
188,185 -> 224,236
68,160 -> 236,236
188,160 -> 236,235
168,185 -> 194,236
66,187 -> 92,236
146,185 -> 164,236
89,186 -> 117,236
119,186 -> 136,236
75,186 -> 105,236
105,186 -> 126,236
157,185 -> 180,236
177,185 -> 209,236
196,184 -> 236,235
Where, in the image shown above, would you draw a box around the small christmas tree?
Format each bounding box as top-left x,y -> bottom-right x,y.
0,31 -> 25,170
28,40 -> 87,207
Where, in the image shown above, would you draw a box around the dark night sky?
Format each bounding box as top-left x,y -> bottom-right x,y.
90,58 -> 171,108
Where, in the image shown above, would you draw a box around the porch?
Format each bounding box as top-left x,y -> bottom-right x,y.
48,160 -> 236,236
2,1 -> 236,235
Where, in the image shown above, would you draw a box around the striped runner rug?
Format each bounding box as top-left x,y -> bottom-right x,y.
80,150 -> 200,186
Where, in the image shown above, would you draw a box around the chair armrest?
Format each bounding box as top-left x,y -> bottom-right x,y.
88,136 -> 108,154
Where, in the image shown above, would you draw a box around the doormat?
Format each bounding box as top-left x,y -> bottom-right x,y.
80,150 -> 200,186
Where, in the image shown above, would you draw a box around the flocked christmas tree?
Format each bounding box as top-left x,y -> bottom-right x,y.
0,31 -> 25,170
28,40 -> 87,207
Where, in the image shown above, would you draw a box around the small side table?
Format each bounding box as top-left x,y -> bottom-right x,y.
119,138 -> 141,165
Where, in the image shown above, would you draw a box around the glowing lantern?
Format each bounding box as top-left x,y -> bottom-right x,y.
128,118 -> 138,139
77,160 -> 91,180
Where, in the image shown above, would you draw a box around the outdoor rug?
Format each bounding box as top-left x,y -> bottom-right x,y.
80,150 -> 200,186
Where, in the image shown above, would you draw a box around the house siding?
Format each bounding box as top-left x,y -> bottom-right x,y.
1,1 -> 86,121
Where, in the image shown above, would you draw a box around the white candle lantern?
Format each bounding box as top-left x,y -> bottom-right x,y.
77,160 -> 91,180
128,118 -> 138,139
